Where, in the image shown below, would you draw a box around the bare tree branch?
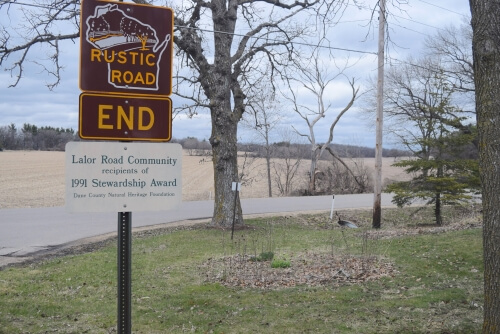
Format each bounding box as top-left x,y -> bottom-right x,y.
282,44 -> 360,194
324,146 -> 367,192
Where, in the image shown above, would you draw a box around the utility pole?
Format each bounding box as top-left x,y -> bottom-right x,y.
373,0 -> 386,229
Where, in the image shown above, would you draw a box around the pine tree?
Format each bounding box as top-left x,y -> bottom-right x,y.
385,67 -> 479,224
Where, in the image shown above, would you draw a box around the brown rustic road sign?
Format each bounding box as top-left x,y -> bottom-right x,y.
79,93 -> 172,141
80,0 -> 173,96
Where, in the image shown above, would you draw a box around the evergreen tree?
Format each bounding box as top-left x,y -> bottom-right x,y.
384,61 -> 479,225
387,125 -> 479,225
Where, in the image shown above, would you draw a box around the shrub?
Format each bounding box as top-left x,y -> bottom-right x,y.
271,258 -> 291,268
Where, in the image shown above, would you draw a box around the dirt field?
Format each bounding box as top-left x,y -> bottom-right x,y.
0,150 -> 408,209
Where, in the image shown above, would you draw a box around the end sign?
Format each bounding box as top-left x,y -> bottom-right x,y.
79,93 -> 172,141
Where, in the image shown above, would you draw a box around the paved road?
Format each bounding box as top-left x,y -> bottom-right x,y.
0,193 -> 394,259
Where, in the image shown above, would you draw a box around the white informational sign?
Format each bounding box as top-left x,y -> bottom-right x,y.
231,182 -> 241,191
65,142 -> 182,212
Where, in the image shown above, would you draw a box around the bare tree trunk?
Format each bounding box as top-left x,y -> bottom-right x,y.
470,0 -> 500,331
434,193 -> 442,226
266,141 -> 273,198
309,151 -> 319,194
435,165 -> 443,226
210,109 -> 242,227
207,0 -> 244,228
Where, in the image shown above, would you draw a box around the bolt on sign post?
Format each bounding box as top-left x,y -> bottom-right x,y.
74,1 -> 175,333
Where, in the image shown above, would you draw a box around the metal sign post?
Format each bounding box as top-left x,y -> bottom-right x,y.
117,212 -> 132,334
231,182 -> 241,240
75,0 -> 175,331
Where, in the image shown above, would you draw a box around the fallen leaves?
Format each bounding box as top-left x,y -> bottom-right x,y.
200,252 -> 398,289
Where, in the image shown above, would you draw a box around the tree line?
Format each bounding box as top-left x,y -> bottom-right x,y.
1,126 -> 408,160
176,136 -> 410,159
0,123 -> 78,151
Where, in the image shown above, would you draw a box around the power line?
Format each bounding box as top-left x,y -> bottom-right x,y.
1,0 -> 55,10
176,25 -> 378,56
387,56 -> 474,88
1,0 -> 465,58
3,0 -> 457,36
415,0 -> 469,18
2,1 -> 376,55
0,0 -> 79,11
390,13 -> 446,32
391,23 -> 430,37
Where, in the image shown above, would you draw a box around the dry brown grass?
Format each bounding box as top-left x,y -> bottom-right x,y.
0,150 -> 408,209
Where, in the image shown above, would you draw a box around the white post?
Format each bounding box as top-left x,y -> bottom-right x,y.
329,194 -> 335,220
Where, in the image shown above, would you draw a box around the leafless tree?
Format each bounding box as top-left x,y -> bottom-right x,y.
315,154 -> 371,194
0,124 -> 18,150
173,0 -> 350,226
183,137 -> 201,156
237,149 -> 258,188
424,23 -> 474,95
0,123 -> 75,150
272,131 -> 304,196
283,49 -> 359,194
381,55 -> 479,225
0,1 -> 81,90
382,56 -> 472,155
243,80 -> 282,197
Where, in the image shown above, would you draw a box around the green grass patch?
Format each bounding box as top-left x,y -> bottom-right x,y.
0,207 -> 483,333
271,258 -> 291,268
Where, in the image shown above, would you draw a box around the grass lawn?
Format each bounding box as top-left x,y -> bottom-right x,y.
0,206 -> 483,333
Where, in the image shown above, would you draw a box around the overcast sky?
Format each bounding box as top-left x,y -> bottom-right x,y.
0,0 -> 471,148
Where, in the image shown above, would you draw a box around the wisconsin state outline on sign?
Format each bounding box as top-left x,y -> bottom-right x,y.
83,3 -> 171,94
